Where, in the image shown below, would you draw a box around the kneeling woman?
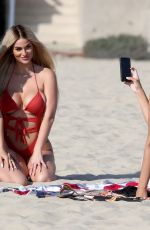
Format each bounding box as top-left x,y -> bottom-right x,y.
0,25 -> 58,185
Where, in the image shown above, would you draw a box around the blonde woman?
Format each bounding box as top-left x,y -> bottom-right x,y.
125,68 -> 150,198
0,25 -> 58,185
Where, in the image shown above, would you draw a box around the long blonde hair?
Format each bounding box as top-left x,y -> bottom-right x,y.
0,24 -> 55,95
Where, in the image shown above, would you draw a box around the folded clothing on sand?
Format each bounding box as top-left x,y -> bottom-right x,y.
0,180 -> 149,202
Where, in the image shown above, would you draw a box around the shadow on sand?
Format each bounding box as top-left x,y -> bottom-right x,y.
57,172 -> 140,181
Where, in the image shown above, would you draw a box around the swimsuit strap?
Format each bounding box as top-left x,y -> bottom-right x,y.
32,64 -> 39,92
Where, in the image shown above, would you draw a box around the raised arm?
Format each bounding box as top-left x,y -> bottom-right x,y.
136,99 -> 150,198
125,68 -> 149,124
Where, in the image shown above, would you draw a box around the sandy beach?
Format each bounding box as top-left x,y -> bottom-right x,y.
0,56 -> 150,229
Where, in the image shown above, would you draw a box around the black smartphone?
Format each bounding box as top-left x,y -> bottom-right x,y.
120,57 -> 131,82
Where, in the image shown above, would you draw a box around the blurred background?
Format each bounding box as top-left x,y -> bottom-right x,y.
1,0 -> 150,58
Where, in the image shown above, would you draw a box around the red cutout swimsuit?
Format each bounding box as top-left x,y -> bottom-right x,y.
0,70 -> 45,161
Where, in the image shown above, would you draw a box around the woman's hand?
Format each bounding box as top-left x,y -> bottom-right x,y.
0,149 -> 16,170
28,151 -> 47,176
124,67 -> 142,93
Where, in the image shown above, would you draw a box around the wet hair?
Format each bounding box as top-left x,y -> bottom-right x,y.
0,24 -> 55,94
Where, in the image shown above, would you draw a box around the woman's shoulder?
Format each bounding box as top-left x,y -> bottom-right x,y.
34,64 -> 55,76
34,64 -> 56,85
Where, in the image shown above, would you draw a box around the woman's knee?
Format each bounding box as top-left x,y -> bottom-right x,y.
30,150 -> 56,182
11,175 -> 28,185
32,170 -> 56,182
0,167 -> 28,185
0,175 -> 28,185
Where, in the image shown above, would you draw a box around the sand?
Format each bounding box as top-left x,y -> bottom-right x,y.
0,57 -> 150,229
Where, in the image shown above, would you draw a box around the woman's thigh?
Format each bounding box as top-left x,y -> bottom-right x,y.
0,148 -> 28,185
30,148 -> 56,182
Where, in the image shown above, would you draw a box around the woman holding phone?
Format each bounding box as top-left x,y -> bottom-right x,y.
125,68 -> 149,198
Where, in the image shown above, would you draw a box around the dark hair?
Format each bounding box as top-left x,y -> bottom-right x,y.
12,24 -> 28,38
